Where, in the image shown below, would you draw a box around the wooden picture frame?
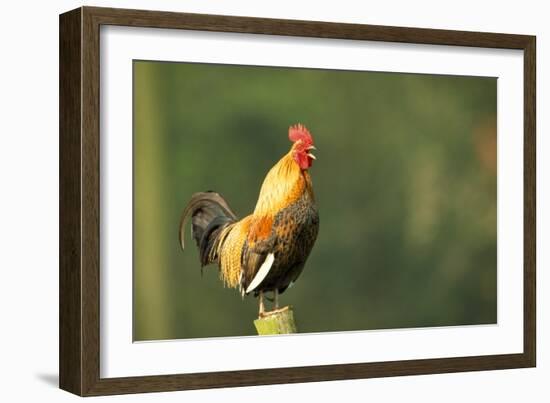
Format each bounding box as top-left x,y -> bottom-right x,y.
59,6 -> 536,396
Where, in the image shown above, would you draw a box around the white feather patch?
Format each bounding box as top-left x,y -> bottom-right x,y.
245,253 -> 275,294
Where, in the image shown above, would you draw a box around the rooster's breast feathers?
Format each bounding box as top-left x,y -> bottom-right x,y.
225,153 -> 318,295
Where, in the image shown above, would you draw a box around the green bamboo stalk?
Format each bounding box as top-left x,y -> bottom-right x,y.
133,62 -> 171,340
254,306 -> 297,335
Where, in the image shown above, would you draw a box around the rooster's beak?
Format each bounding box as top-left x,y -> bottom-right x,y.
307,145 -> 317,160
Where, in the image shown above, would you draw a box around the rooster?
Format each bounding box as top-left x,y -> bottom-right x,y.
179,124 -> 319,317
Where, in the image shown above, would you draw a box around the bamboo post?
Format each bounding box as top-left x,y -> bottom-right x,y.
254,306 -> 297,335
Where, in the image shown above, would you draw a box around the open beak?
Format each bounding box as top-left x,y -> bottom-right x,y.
307,145 -> 317,160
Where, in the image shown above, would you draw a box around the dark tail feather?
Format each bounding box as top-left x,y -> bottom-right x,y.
179,191 -> 237,266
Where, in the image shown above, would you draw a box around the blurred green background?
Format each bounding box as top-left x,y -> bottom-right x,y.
133,60 -> 497,341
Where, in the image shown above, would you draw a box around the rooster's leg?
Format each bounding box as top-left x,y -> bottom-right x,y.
258,291 -> 265,316
274,289 -> 279,309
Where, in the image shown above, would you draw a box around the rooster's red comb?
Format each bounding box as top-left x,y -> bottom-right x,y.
288,124 -> 313,145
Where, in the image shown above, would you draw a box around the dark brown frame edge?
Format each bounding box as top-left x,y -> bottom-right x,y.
59,6 -> 536,396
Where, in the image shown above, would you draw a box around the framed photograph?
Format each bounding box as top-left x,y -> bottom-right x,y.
59,6 -> 536,396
